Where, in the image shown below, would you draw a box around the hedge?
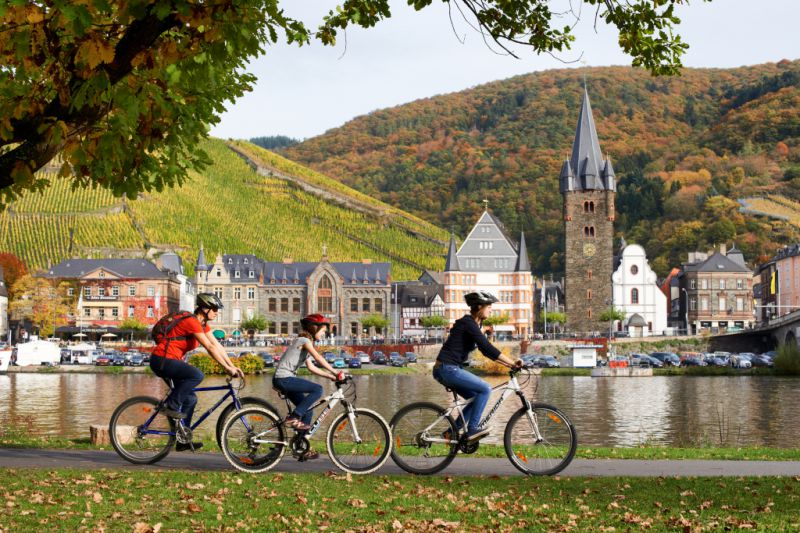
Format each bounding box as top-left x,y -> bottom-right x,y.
187,353 -> 265,375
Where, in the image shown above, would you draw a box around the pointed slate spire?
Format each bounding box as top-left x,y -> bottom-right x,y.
363,268 -> 370,284
294,268 -> 300,283
559,159 -> 574,193
196,243 -> 207,270
375,268 -> 382,283
282,267 -> 288,282
351,268 -> 358,284
270,268 -> 276,283
444,233 -> 460,272
515,231 -> 531,272
567,88 -> 615,191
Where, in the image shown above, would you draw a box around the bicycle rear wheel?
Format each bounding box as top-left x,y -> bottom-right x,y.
109,396 -> 176,465
389,402 -> 458,475
220,407 -> 286,473
504,403 -> 577,476
215,396 -> 280,451
327,408 -> 392,474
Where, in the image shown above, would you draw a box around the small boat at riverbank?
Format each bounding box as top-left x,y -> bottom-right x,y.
0,349 -> 10,372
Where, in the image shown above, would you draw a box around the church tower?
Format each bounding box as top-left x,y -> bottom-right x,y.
560,88 -> 616,333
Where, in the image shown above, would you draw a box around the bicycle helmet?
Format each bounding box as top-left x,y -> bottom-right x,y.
196,292 -> 224,311
464,291 -> 499,307
301,313 -> 330,328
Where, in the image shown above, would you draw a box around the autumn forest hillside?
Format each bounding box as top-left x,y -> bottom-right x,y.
284,60 -> 800,276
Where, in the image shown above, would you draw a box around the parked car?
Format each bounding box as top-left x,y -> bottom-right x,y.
324,352 -> 337,363
258,352 -> 275,367
404,352 -> 417,363
111,352 -> 126,366
520,354 -> 539,368
731,353 -> 754,369
704,353 -> 730,367
348,357 -> 362,369
750,354 -> 774,368
681,356 -> 707,367
129,353 -> 145,366
95,355 -> 112,366
631,353 -> 664,368
333,357 -> 347,369
371,352 -> 387,365
356,351 -> 370,364
390,354 -> 407,367
650,352 -> 681,367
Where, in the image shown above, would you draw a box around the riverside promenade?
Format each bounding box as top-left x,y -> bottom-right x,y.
2,448 -> 800,477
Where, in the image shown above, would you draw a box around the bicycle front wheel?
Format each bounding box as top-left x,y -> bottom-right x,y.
215,396 -> 281,451
326,408 -> 392,474
389,402 -> 458,475
504,403 -> 577,476
109,396 -> 176,465
220,407 -> 286,473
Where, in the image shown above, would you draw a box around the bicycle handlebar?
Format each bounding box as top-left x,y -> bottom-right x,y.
226,375 -> 246,390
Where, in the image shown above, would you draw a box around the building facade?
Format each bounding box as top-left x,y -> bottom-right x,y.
44,258 -> 185,327
560,89 -> 616,334
193,249 -> 391,340
442,211 -> 533,338
677,245 -> 754,334
611,243 -> 668,337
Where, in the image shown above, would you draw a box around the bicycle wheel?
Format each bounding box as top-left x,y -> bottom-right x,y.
215,396 -> 280,450
389,402 -> 458,475
109,396 -> 176,465
220,407 -> 286,473
327,408 -> 392,474
504,403 -> 578,476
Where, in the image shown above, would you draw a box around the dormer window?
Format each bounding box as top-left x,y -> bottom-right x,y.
249,270 -> 254,278
244,258 -> 248,264
216,268 -> 222,277
234,271 -> 241,278
228,258 -> 233,264
99,271 -> 105,278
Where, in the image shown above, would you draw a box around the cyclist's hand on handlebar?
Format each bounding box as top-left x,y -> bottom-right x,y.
229,366 -> 244,378
333,371 -> 346,382
513,360 -> 524,369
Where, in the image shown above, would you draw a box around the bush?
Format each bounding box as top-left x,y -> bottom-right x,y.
774,343 -> 800,376
188,353 -> 265,375
473,347 -> 513,375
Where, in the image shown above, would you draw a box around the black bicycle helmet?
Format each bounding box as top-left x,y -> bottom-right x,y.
196,292 -> 224,311
464,291 -> 499,307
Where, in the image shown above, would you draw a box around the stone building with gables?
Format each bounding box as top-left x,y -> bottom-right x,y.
193,247 -> 391,339
443,210 -> 533,338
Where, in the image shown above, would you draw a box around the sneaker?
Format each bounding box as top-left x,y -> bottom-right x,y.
465,428 -> 491,443
298,449 -> 319,461
162,407 -> 186,419
176,442 -> 203,452
285,416 -> 311,431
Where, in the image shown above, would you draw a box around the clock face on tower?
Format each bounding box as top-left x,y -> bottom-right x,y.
583,243 -> 596,257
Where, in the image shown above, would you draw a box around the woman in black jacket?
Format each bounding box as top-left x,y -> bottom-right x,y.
433,291 -> 520,442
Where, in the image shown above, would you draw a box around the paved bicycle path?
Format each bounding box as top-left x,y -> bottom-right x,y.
2,448 -> 800,477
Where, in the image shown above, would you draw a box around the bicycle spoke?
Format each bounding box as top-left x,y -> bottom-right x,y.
390,402 -> 457,475
110,396 -> 175,465
327,409 -> 391,474
504,405 -> 577,476
221,407 -> 285,473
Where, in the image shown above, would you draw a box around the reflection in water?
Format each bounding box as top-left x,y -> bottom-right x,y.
1,373 -> 799,447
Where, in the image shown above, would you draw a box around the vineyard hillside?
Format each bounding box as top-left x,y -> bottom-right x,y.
283,60 -> 800,276
0,140 -> 449,280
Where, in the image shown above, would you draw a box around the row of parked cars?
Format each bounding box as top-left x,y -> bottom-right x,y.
92,350 -> 149,367
248,349 -> 419,369
621,351 -> 776,369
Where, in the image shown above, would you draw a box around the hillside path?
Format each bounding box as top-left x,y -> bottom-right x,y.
2,448 -> 799,477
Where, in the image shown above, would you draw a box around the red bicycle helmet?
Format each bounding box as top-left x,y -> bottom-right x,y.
301,314 -> 330,328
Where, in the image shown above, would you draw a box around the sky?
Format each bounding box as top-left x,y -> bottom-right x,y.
209,0 -> 800,141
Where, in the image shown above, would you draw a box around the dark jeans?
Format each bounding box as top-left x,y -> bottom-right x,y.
273,376 -> 323,425
432,363 -> 491,435
150,355 -> 204,425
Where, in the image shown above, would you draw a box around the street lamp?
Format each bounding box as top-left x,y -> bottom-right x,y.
681,288 -> 689,335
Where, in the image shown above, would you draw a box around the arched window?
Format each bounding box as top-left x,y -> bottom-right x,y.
583,226 -> 590,237
589,201 -> 595,212
583,201 -> 590,212
587,269 -> 593,280
587,289 -> 592,300
317,275 -> 333,313
631,288 -> 639,304
589,226 -> 595,237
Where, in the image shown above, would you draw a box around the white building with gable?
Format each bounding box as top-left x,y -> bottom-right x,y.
443,209 -> 533,339
611,242 -> 667,337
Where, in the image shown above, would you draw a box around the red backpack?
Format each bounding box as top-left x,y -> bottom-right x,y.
151,311 -> 195,347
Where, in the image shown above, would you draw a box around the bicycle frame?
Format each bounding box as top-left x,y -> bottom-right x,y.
423,372 -> 543,444
140,381 -> 242,437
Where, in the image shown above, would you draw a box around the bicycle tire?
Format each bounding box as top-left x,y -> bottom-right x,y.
215,396 -> 280,450
503,403 -> 577,476
326,408 -> 392,474
389,402 -> 458,475
220,406 -> 286,473
109,396 -> 176,465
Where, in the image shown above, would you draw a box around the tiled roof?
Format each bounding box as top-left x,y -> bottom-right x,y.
45,259 -> 170,279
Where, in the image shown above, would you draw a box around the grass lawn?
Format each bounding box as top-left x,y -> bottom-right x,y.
0,468 -> 797,531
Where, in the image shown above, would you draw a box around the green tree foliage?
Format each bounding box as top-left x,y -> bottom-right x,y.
361,314 -> 389,332
540,311 -> 566,325
9,274 -> 73,337
599,306 -> 626,323
1,1 -> 699,204
188,353 -> 264,375
774,342 -> 800,376
483,313 -> 510,327
118,317 -> 148,331
249,136 -> 300,150
419,315 -> 448,328
241,314 -> 269,334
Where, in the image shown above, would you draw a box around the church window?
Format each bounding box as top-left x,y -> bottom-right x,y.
587,309 -> 592,319
631,288 -> 639,304
587,269 -> 593,280
630,265 -> 638,275
590,201 -> 595,212
586,289 -> 592,300
589,226 -> 595,237
583,226 -> 595,238
317,276 -> 333,313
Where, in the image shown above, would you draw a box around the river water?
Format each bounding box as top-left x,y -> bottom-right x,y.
1,372 -> 798,448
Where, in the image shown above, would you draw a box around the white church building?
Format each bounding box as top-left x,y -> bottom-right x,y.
611,242 -> 668,337
443,209 -> 533,339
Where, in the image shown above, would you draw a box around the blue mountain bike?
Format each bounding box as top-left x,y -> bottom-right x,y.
109,376 -> 277,465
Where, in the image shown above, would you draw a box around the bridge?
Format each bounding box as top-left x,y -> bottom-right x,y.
709,309 -> 800,352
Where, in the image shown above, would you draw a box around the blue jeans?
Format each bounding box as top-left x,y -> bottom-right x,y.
273,377 -> 323,425
150,355 -> 204,425
432,363 -> 491,435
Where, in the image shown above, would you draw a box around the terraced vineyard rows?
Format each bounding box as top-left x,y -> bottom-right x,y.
738,196 -> 800,227
0,139 -> 447,280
